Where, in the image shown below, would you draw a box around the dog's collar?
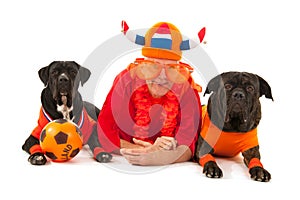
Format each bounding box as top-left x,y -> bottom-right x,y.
41,107 -> 84,129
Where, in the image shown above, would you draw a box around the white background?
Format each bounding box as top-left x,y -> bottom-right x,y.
0,0 -> 299,199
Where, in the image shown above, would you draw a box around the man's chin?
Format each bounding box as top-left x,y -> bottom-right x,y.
148,83 -> 171,98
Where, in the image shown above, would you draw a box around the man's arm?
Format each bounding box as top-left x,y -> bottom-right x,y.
120,139 -> 144,149
120,145 -> 192,166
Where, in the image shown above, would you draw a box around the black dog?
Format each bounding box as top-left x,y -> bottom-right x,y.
194,72 -> 273,182
22,61 -> 112,165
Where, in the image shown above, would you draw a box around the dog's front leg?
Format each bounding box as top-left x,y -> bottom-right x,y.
200,154 -> 223,178
22,135 -> 47,165
242,146 -> 271,182
195,136 -> 223,178
87,127 -> 112,163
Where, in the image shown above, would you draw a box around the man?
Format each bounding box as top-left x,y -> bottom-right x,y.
97,22 -> 203,165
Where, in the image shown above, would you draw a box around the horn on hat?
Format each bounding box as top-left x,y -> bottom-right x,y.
180,27 -> 206,50
121,20 -> 145,45
121,20 -> 205,49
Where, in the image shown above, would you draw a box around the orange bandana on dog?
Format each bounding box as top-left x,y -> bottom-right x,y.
200,106 -> 259,157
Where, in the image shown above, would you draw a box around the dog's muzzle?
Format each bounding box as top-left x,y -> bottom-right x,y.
225,89 -> 249,124
57,73 -> 70,95
230,89 -> 246,112
232,90 -> 245,101
55,73 -> 73,107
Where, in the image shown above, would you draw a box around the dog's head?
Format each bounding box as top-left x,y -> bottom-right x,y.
204,71 -> 273,132
38,61 -> 91,108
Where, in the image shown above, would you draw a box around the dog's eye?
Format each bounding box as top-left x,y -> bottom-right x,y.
224,84 -> 232,90
51,70 -> 58,76
246,85 -> 254,92
70,70 -> 78,76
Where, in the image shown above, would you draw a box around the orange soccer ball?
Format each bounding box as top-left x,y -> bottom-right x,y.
40,119 -> 83,162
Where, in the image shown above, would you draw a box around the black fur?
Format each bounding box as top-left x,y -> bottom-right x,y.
22,61 -> 112,165
195,71 -> 272,182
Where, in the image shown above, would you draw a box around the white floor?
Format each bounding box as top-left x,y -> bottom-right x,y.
4,142 -> 295,200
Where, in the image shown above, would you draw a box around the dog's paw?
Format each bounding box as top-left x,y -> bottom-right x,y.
95,152 -> 112,163
249,167 -> 271,182
28,152 -> 47,165
203,161 -> 223,178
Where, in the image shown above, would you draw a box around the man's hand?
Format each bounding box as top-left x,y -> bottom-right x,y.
120,145 -> 191,166
132,138 -> 159,152
154,136 -> 177,150
133,136 -> 177,151
120,148 -> 165,166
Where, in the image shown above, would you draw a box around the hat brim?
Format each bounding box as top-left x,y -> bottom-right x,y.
142,47 -> 181,61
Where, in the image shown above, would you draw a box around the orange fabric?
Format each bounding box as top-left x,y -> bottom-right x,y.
31,108 -> 50,139
200,106 -> 259,157
142,22 -> 182,60
30,107 -> 96,155
93,147 -> 105,158
80,111 -> 96,144
199,154 -> 216,166
248,158 -> 263,169
132,84 -> 179,141
29,144 -> 43,154
142,47 -> 181,61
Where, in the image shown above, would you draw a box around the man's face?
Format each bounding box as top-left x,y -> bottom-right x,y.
145,58 -> 175,98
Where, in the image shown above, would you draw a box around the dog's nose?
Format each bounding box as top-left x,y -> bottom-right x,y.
58,73 -> 69,83
232,90 -> 245,100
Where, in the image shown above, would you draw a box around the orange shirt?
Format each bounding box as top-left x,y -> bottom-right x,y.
200,106 -> 259,157
30,107 -> 95,154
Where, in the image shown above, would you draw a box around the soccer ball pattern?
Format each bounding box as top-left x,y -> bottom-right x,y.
40,119 -> 83,162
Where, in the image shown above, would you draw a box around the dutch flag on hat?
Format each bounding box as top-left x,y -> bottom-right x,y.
150,23 -> 173,50
121,20 -> 206,50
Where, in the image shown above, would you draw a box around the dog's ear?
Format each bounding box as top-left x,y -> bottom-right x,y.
78,66 -> 91,86
257,75 -> 274,101
204,74 -> 222,96
38,66 -> 49,86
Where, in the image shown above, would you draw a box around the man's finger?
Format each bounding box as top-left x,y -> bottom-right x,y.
120,148 -> 139,156
161,136 -> 177,149
124,155 -> 141,165
159,140 -> 172,149
133,138 -> 152,147
120,148 -> 146,155
161,136 -> 175,141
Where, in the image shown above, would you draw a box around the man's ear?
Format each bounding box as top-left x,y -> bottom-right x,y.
38,65 -> 49,86
204,74 -> 222,96
78,66 -> 91,86
257,75 -> 274,101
